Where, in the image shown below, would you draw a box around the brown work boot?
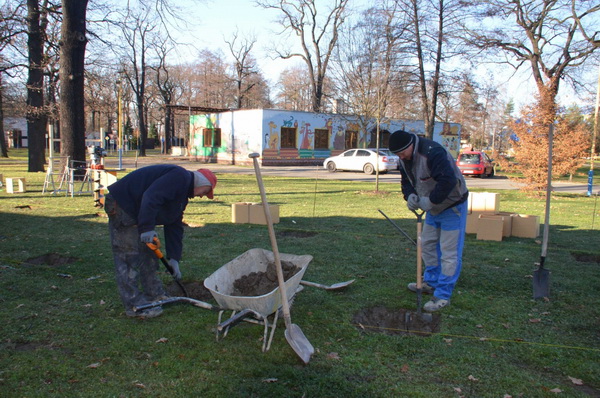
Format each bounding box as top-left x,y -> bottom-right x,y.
407,282 -> 434,294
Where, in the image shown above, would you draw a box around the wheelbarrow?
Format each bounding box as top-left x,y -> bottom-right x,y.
204,248 -> 312,352
135,248 -> 311,352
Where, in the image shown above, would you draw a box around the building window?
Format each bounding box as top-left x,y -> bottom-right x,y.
281,127 -> 297,148
314,128 -> 329,149
203,128 -> 221,147
345,130 -> 358,149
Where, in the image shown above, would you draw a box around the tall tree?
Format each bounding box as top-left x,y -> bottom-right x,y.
398,0 -> 467,139
258,0 -> 349,112
26,0 -> 49,172
59,0 -> 89,171
225,30 -> 258,109
463,0 -> 600,107
0,1 -> 26,158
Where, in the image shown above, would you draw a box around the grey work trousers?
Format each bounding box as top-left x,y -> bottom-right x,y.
104,194 -> 166,312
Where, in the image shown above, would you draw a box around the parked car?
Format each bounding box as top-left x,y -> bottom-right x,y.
456,150 -> 495,177
323,148 -> 399,174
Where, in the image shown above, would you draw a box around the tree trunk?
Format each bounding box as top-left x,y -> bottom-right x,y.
59,0 -> 89,172
137,92 -> 147,156
26,0 -> 46,172
0,74 -> 8,158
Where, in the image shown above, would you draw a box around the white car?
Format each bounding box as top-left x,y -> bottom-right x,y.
323,148 -> 399,174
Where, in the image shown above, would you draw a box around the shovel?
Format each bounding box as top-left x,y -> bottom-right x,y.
250,153 -> 314,364
146,238 -> 189,297
300,279 -> 355,290
378,209 -> 417,247
407,210 -> 433,326
534,124 -> 553,299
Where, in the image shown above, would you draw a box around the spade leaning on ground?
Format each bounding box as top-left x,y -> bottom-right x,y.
104,164 -> 217,319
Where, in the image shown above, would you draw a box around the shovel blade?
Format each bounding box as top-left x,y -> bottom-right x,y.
284,324 -> 314,364
533,268 -> 550,299
327,279 -> 355,290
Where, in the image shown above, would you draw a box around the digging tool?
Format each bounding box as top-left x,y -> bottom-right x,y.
250,152 -> 314,364
134,296 -> 220,312
534,124 -> 553,299
406,210 -> 433,325
378,209 -> 417,246
300,279 -> 355,290
146,238 -> 189,297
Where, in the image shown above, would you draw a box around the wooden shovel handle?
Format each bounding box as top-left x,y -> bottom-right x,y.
249,153 -> 293,330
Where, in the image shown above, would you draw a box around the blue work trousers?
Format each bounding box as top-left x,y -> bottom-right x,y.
421,201 -> 467,300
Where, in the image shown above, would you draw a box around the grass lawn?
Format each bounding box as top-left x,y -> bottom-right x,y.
1,150 -> 599,397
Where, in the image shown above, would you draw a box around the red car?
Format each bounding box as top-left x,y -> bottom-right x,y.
456,151 -> 495,177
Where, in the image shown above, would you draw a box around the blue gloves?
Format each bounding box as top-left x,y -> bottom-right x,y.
140,230 -> 158,243
168,259 -> 181,280
418,196 -> 433,212
407,193 -> 419,211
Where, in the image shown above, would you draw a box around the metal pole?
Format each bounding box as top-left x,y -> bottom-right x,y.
588,64 -> 599,196
118,83 -> 123,170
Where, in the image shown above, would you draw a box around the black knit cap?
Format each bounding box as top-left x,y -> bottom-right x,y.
389,130 -> 415,153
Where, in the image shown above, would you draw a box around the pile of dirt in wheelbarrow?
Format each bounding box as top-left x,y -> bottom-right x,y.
166,260 -> 301,299
353,306 -> 442,337
231,260 -> 301,296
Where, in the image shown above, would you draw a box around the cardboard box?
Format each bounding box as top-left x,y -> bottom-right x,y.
232,202 -> 253,224
249,203 -> 280,225
476,214 -> 504,241
511,214 -> 540,238
232,202 -> 280,224
470,192 -> 500,213
494,211 -> 516,237
466,211 -> 484,234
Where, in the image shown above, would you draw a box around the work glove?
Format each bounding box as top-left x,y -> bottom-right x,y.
168,259 -> 181,280
140,230 -> 158,243
407,193 -> 419,211
418,196 -> 433,212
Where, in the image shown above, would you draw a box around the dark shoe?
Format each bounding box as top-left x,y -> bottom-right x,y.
407,282 -> 434,294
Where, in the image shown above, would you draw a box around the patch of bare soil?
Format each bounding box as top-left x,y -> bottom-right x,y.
231,260 -> 300,296
23,253 -> 77,267
572,252 -> 600,264
277,230 -> 317,238
166,280 -> 213,301
352,306 -> 442,337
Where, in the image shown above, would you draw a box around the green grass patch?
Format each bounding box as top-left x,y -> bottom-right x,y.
1,152 -> 599,397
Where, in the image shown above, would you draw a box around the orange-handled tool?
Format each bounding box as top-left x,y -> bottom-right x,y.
146,237 -> 188,297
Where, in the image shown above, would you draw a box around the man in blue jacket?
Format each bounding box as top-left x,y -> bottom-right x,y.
104,165 -> 217,318
389,130 -> 468,312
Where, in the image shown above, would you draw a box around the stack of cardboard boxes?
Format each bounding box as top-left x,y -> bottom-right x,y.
467,192 -> 540,241
231,202 -> 280,225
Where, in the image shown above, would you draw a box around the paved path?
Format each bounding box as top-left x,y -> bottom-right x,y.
103,153 -> 597,195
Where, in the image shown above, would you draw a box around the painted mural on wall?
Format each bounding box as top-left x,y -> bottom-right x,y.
188,109 -> 461,164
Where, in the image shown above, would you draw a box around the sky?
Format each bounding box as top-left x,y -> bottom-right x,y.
172,0 -> 595,113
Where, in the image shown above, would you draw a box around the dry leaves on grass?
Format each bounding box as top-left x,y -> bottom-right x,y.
568,376 -> 583,385
155,337 -> 168,343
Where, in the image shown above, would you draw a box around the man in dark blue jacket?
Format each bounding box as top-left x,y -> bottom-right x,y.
389,130 -> 468,312
104,165 -> 217,318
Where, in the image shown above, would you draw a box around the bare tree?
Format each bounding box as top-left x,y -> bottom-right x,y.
257,0 -> 349,112
0,1 -> 27,158
152,37 -> 177,154
274,64 -> 313,111
225,30 -> 258,109
59,0 -> 89,171
396,0 -> 468,139
26,0 -> 55,172
332,4 -> 406,143
463,0 -> 600,106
